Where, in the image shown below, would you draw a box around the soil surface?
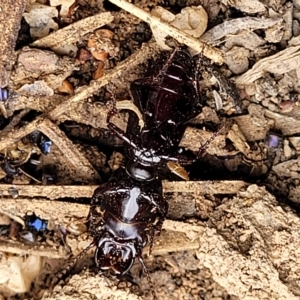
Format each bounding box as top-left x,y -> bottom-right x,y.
1,0 -> 300,299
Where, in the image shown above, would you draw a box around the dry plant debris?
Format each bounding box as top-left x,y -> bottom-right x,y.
108,0 -> 224,64
23,4 -> 59,38
236,36 -> 300,84
2,0 -> 300,299
0,0 -> 27,87
31,12 -> 114,49
150,5 -> 208,50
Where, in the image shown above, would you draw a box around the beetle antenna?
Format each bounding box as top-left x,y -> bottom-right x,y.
196,125 -> 224,159
138,255 -> 158,299
50,241 -> 96,289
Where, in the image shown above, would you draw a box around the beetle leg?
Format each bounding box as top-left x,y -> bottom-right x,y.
195,125 -> 224,159
148,225 -> 155,255
88,187 -> 107,235
165,125 -> 224,168
49,241 -> 95,289
137,254 -> 154,292
106,89 -> 138,149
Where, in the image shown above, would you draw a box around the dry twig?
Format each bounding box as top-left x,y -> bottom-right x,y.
31,12 -> 114,49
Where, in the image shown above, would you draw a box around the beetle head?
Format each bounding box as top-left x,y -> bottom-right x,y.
95,236 -> 140,276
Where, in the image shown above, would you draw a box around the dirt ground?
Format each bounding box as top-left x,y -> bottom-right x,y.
1,0 -> 300,299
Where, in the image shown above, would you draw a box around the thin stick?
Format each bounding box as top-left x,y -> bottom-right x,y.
0,238 -> 68,258
17,167 -> 42,184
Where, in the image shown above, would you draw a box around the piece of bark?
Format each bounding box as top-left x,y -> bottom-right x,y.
0,0 -> 27,87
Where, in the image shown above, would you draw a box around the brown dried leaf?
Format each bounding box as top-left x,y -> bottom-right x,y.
93,61 -> 105,80
57,79 -> 74,94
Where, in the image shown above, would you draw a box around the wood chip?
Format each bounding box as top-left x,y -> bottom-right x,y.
163,180 -> 248,194
31,12 -> 114,49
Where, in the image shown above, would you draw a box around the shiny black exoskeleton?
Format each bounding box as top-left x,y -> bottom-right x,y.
89,168 -> 167,276
84,50 -> 203,279
108,50 -> 203,181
